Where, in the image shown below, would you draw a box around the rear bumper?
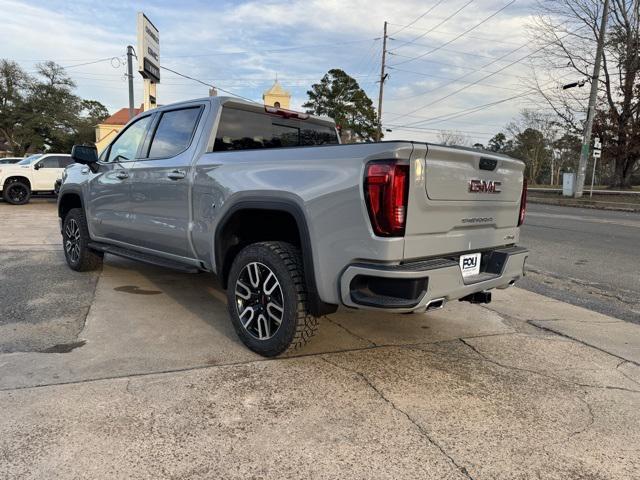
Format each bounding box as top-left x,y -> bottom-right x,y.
340,246 -> 528,313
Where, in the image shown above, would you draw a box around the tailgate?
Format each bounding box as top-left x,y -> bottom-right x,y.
425,146 -> 522,202
404,143 -> 524,260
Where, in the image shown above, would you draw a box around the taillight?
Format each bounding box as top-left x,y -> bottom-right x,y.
518,178 -> 527,226
364,160 -> 409,237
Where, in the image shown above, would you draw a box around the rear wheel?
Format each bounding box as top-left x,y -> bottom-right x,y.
226,241 -> 318,357
3,181 -> 31,205
62,208 -> 103,272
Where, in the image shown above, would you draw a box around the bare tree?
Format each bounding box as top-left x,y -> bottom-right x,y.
505,109 -> 560,182
437,130 -> 471,147
529,0 -> 640,188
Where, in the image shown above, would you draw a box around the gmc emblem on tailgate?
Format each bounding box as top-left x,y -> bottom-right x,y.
468,179 -> 501,193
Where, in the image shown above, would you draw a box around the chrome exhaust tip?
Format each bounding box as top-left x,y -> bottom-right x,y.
426,298 -> 445,311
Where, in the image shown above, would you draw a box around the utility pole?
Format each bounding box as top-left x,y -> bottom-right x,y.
575,0 -> 609,198
126,45 -> 135,119
376,21 -> 388,142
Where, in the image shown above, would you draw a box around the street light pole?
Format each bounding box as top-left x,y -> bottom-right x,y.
574,0 -> 610,198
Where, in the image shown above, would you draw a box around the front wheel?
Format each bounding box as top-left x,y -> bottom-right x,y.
62,208 -> 103,272
3,181 -> 31,205
226,241 -> 318,357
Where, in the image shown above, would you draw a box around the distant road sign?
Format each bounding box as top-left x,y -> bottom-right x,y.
593,149 -> 601,159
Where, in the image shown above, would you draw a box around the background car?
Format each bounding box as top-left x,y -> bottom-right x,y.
0,153 -> 73,205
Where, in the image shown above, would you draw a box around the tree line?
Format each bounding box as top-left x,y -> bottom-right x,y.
0,60 -> 109,156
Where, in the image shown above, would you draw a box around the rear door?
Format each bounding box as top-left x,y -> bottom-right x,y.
404,143 -> 524,260
127,104 -> 205,257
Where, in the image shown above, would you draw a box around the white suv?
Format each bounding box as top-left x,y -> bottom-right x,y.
0,153 -> 73,205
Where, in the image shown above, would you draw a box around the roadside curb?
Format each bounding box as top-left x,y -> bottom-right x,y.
528,196 -> 640,213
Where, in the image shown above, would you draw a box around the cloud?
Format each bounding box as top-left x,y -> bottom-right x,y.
0,0 -> 540,143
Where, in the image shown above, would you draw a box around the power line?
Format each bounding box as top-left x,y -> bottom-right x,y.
163,38 -> 378,58
388,37 -> 522,61
384,124 -> 498,136
159,65 -> 257,103
384,41 -> 529,103
386,52 -> 526,79
62,57 -> 124,70
384,112 -> 505,129
388,0 -> 447,36
391,76 -> 567,129
386,22 -> 524,46
390,0 -> 517,67
397,92 -> 534,127
387,66 -> 523,92
389,0 -> 475,52
393,29 -> 581,125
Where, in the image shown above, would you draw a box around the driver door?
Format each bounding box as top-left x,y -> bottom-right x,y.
86,114 -> 154,243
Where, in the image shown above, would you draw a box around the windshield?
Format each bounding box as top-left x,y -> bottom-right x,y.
17,154 -> 42,165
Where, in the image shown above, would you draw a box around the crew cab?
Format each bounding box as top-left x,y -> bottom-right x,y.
1,153 -> 73,204
58,97 -> 528,356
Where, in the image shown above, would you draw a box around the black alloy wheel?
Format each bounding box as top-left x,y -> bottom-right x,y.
3,181 -> 31,205
62,208 -> 104,272
226,241 -> 319,357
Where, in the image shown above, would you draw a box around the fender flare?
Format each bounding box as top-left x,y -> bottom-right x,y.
214,198 -> 338,317
57,188 -> 86,218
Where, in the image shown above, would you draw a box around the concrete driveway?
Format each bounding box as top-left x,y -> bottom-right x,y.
1,201 -> 639,479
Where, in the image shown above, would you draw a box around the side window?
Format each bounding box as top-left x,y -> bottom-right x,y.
58,156 -> 74,168
213,107 -> 339,152
56,156 -> 73,168
106,115 -> 152,163
38,156 -> 60,168
214,108 -> 271,151
148,107 -> 201,158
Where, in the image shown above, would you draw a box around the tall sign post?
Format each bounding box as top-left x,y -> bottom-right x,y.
137,12 -> 160,111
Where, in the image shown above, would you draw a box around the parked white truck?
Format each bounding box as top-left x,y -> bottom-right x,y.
58,97 -> 528,356
1,153 -> 73,204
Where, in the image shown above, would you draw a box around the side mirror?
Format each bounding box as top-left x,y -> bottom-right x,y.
71,145 -> 98,165
33,163 -> 41,170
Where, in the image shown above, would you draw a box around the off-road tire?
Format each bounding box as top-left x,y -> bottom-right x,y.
3,181 -> 31,205
62,208 -> 103,272
226,241 -> 319,357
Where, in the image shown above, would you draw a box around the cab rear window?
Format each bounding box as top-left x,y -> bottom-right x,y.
213,107 -> 338,152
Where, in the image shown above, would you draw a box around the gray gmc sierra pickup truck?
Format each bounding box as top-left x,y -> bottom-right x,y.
58,96 -> 528,356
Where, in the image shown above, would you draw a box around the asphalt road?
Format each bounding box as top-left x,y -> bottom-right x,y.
519,203 -> 640,323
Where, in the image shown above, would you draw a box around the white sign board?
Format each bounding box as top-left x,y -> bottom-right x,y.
594,137 -> 601,149
137,12 -> 160,83
593,149 -> 601,159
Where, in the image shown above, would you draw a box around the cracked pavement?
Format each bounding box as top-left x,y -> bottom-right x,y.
1,202 -> 639,479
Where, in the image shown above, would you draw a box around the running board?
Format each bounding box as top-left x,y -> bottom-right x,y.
88,242 -> 200,273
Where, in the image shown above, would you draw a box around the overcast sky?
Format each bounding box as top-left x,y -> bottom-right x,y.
0,0 -> 566,144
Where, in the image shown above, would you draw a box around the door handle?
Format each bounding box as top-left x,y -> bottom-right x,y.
167,170 -> 186,180
115,171 -> 129,180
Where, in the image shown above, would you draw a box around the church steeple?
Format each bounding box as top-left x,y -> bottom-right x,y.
263,76 -> 291,109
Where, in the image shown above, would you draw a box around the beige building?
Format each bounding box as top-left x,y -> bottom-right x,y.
95,106 -> 142,153
262,79 -> 291,109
